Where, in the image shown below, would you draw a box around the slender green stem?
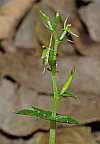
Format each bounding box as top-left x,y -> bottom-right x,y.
51,71 -> 59,116
49,40 -> 60,144
49,121 -> 56,144
49,71 -> 58,144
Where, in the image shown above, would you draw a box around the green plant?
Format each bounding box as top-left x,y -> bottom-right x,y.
16,11 -> 80,144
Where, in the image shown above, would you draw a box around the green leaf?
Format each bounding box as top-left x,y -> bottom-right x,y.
16,108 -> 35,116
59,91 -> 76,98
55,12 -> 61,25
40,10 -> 49,24
60,66 -> 76,95
59,31 -> 67,41
56,114 -> 80,124
16,107 -> 52,121
16,106 -> 80,124
40,11 -> 54,32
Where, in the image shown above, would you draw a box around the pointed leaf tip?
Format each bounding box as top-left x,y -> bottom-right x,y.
60,66 -> 76,95
71,65 -> 76,75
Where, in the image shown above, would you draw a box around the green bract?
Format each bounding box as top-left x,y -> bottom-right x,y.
60,66 -> 76,95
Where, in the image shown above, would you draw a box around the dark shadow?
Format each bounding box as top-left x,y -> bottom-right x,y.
75,0 -> 92,9
85,121 -> 100,133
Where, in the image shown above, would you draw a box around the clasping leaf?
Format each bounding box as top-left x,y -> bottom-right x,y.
16,106 -> 80,124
